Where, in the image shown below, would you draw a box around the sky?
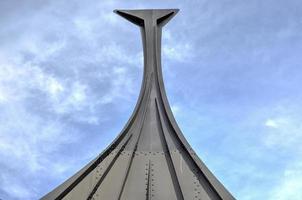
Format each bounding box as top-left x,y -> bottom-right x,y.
0,0 -> 301,199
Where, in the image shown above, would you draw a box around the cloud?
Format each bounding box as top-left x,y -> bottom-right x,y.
171,104 -> 180,116
0,101 -> 80,199
264,119 -> 279,128
269,161 -> 302,200
263,115 -> 302,150
0,1 -> 141,198
0,176 -> 32,200
162,30 -> 194,62
0,57 -> 92,118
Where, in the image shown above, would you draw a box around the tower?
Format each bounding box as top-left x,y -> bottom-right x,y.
42,9 -> 235,200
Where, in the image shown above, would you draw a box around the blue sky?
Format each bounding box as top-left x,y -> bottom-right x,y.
0,0 -> 302,199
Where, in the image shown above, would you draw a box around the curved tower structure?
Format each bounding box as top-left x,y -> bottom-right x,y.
42,9 -> 235,200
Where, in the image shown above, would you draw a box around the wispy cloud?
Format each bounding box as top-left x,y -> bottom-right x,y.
269,161 -> 302,200
162,30 -> 194,62
0,101 -> 80,199
263,116 -> 302,149
0,1 -> 142,199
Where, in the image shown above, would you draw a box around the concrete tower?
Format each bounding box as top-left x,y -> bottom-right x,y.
42,9 -> 235,200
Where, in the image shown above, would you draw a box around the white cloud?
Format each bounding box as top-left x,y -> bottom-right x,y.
101,11 -> 119,24
0,104 -> 76,170
47,77 -> 65,98
73,17 -> 95,38
97,43 -> 142,67
98,66 -> 136,104
0,102 -> 78,198
171,104 -> 180,116
263,116 -> 302,149
0,30 -> 103,198
14,27 -> 66,63
0,54 -> 103,124
269,161 -> 302,200
1,176 -> 32,200
264,119 -> 279,128
52,81 -> 88,114
0,85 -> 8,103
162,29 -> 194,62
